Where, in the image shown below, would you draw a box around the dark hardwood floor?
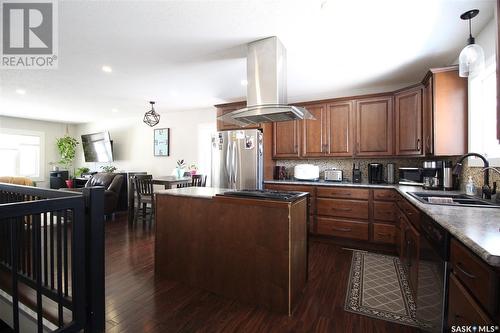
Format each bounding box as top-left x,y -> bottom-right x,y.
104,215 -> 419,333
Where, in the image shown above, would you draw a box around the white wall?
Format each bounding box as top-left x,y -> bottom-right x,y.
0,116 -> 76,188
73,108 -> 216,180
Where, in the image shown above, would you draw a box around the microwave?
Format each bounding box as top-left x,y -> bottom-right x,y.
398,167 -> 423,186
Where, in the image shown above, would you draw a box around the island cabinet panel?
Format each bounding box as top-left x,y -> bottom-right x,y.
355,96 -> 393,156
316,217 -> 369,240
155,194 -> 307,315
325,101 -> 353,156
273,120 -> 300,158
450,239 -> 498,316
316,198 -> 369,220
301,103 -> 327,157
394,87 -> 423,156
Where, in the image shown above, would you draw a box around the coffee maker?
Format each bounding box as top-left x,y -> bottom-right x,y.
368,163 -> 384,184
422,161 -> 447,190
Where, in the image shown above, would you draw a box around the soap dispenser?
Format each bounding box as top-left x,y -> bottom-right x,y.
465,176 -> 476,196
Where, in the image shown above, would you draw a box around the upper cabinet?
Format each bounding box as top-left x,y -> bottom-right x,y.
301,104 -> 328,157
355,96 -> 393,156
422,67 -> 468,156
395,87 -> 423,156
273,120 -> 300,158
326,101 -> 353,157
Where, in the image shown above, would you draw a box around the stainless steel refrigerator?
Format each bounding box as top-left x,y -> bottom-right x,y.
211,129 -> 263,190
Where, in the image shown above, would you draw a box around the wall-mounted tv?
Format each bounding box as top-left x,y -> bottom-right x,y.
81,131 -> 114,162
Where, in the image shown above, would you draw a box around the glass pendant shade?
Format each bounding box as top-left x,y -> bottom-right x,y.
459,43 -> 485,77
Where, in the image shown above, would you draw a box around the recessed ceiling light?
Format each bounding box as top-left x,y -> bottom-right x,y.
16,89 -> 26,95
102,65 -> 112,73
111,108 -> 119,113
240,79 -> 248,86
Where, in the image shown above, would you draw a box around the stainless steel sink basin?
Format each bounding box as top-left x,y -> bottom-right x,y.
407,192 -> 500,208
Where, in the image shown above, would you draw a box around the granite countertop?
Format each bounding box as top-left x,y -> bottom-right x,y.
156,187 -> 233,199
265,180 -> 500,267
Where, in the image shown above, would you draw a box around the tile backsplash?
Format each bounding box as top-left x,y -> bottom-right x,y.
275,157 -> 499,192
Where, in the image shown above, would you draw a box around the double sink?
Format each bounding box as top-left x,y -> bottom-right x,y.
408,192 -> 500,208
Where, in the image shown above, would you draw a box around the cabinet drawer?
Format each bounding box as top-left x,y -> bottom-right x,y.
316,187 -> 369,200
447,273 -> 491,328
398,199 -> 420,227
450,239 -> 498,315
316,198 -> 369,219
373,202 -> 396,222
316,217 -> 369,240
373,223 -> 397,244
373,189 -> 398,201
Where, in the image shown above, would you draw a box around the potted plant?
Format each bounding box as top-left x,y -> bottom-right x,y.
75,167 -> 90,178
188,163 -> 198,176
176,159 -> 186,178
100,165 -> 117,173
56,135 -> 79,188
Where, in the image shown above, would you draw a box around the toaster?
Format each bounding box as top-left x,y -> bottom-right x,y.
324,169 -> 343,182
294,164 -> 320,181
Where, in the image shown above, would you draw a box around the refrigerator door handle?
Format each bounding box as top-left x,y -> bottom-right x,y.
226,140 -> 232,186
232,141 -> 238,186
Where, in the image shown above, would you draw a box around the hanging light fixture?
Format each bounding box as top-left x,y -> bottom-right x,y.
143,101 -> 160,127
458,9 -> 485,78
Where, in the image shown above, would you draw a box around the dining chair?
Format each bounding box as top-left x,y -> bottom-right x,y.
133,175 -> 154,225
191,175 -> 207,187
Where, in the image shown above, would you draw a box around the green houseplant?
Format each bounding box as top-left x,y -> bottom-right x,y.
100,165 -> 117,173
56,135 -> 79,187
75,167 -> 90,178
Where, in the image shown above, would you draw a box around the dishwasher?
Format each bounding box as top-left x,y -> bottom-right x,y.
416,213 -> 450,332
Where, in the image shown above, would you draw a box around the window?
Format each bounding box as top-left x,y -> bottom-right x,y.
468,60 -> 499,166
0,129 -> 44,180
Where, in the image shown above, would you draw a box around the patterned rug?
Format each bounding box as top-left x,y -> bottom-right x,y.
344,250 -> 419,327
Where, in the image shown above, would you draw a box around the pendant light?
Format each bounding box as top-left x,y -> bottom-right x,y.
458,9 -> 485,78
143,101 -> 160,127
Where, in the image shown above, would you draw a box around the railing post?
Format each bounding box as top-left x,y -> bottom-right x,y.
82,187 -> 105,333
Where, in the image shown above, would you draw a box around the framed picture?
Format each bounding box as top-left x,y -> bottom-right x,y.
154,128 -> 170,156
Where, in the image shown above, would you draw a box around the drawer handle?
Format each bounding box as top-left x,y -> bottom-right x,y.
332,227 -> 352,232
332,207 -> 352,212
406,210 -> 413,216
331,192 -> 351,196
376,232 -> 390,236
456,263 -> 476,279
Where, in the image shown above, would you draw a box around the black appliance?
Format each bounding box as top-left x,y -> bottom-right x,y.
223,189 -> 304,202
273,166 -> 287,180
368,163 -> 384,184
49,170 -> 68,189
416,212 -> 450,332
422,161 -> 444,190
398,167 -> 423,186
352,163 -> 361,183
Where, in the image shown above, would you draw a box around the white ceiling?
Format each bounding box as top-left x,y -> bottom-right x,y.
0,0 -> 495,123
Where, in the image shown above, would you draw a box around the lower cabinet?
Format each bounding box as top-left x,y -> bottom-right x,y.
448,273 -> 491,327
372,223 -> 397,244
399,209 -> 420,294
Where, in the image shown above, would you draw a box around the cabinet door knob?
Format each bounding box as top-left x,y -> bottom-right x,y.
417,138 -> 421,151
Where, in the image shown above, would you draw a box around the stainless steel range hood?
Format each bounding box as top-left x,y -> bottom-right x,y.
218,37 -> 314,126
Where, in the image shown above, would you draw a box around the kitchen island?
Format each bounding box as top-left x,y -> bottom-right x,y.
154,187 -> 308,315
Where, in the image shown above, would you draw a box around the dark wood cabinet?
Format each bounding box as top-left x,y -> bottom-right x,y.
272,120 -> 300,158
395,87 -> 423,156
301,104 -> 327,157
325,101 -> 353,156
399,213 -> 419,294
355,96 -> 393,156
422,67 -> 468,156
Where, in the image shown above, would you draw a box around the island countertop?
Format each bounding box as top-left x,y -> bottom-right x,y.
155,187 -> 232,199
265,180 -> 500,267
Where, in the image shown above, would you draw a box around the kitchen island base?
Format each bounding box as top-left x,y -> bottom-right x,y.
155,189 -> 308,315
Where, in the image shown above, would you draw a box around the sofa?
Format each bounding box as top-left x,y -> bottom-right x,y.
78,173 -> 124,215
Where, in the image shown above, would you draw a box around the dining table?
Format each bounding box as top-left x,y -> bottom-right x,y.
128,175 -> 192,223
